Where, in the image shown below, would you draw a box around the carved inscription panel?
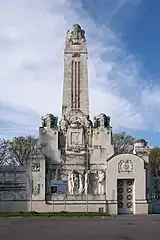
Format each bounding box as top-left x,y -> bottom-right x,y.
71,132 -> 82,145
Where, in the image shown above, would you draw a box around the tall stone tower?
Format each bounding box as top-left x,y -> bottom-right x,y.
62,24 -> 89,117
39,24 -> 114,196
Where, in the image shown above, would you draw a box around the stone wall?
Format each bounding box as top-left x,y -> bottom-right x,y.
0,166 -> 30,212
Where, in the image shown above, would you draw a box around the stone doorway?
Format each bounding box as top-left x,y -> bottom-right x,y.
117,179 -> 134,214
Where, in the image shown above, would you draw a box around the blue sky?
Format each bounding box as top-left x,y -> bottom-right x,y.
0,0 -> 160,146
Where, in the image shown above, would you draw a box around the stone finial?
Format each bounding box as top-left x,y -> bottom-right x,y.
93,113 -> 111,129
41,113 -> 58,129
133,139 -> 147,148
133,139 -> 150,156
67,24 -> 85,43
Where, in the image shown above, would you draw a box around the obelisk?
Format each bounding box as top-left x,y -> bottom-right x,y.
62,24 -> 89,117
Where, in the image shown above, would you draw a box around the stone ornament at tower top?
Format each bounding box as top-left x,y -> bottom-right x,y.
67,24 -> 86,44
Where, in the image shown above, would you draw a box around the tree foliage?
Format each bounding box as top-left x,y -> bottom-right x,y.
112,132 -> 160,177
9,135 -> 39,166
112,132 -> 135,155
150,147 -> 160,176
0,131 -> 159,175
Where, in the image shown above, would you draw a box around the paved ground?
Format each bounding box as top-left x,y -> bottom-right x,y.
0,215 -> 160,240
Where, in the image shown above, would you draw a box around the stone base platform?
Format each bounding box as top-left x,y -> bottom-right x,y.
0,198 -> 151,214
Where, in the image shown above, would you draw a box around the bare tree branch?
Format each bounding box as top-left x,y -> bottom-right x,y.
150,147 -> 160,176
0,139 -> 19,166
9,135 -> 39,166
112,132 -> 135,155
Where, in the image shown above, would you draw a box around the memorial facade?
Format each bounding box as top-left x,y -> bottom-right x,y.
37,24 -> 152,214
0,24 -> 152,214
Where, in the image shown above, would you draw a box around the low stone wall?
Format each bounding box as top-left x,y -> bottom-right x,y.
0,200 -> 107,213
46,194 -> 106,201
0,166 -> 30,210
0,199 -> 154,214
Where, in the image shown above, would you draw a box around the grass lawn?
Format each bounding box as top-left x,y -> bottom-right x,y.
0,211 -> 110,217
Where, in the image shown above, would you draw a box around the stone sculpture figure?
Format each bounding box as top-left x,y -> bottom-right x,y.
104,116 -> 110,128
68,172 -> 74,195
67,24 -> 85,44
42,114 -> 58,129
50,115 -> 58,128
93,116 -> 100,128
59,115 -> 69,133
99,114 -> 105,128
84,170 -> 90,195
73,173 -> 79,194
78,173 -> 84,194
90,172 -> 98,195
41,116 -> 47,127
97,170 -> 105,195
86,115 -> 92,129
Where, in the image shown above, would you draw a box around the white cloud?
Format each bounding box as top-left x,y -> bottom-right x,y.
0,0 -> 159,139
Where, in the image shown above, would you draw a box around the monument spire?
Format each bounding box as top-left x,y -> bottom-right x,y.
62,24 -> 89,117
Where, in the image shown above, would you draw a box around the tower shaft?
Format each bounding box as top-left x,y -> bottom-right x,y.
62,24 -> 89,116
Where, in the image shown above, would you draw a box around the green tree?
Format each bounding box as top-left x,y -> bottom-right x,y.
10,135 -> 39,165
112,132 -> 135,155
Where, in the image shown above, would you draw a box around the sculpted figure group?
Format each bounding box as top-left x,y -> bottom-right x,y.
68,170 -> 105,195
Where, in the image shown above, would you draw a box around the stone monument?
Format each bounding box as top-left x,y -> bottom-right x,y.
37,24 -> 151,215
39,24 -> 114,197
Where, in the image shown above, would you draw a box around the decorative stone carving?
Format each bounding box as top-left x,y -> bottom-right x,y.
41,116 -> 47,127
73,173 -> 79,194
72,53 -> 81,57
105,116 -> 110,128
118,160 -> 133,173
67,24 -> 85,44
68,171 -> 84,195
64,110 -> 89,153
71,132 -> 82,145
86,115 -> 92,129
78,173 -> 84,194
32,183 -> 40,196
97,170 -> 105,195
59,115 -> 69,133
67,170 -> 106,195
32,163 -> 40,172
89,171 -> 98,195
93,116 -> 100,128
67,145 -> 85,153
70,121 -> 81,129
133,139 -> 150,155
68,172 -> 74,195
84,170 -> 90,195
93,113 -> 110,129
67,109 -> 91,128
41,114 -> 58,129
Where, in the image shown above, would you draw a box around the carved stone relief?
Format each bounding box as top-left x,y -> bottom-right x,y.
118,160 -> 133,173
67,170 -> 105,195
67,109 -> 92,129
93,113 -> 110,129
32,183 -> 40,196
72,53 -> 81,57
71,132 -> 82,145
41,114 -> 58,129
32,163 -> 40,172
67,24 -> 85,45
59,115 -> 69,133
97,170 -> 105,195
